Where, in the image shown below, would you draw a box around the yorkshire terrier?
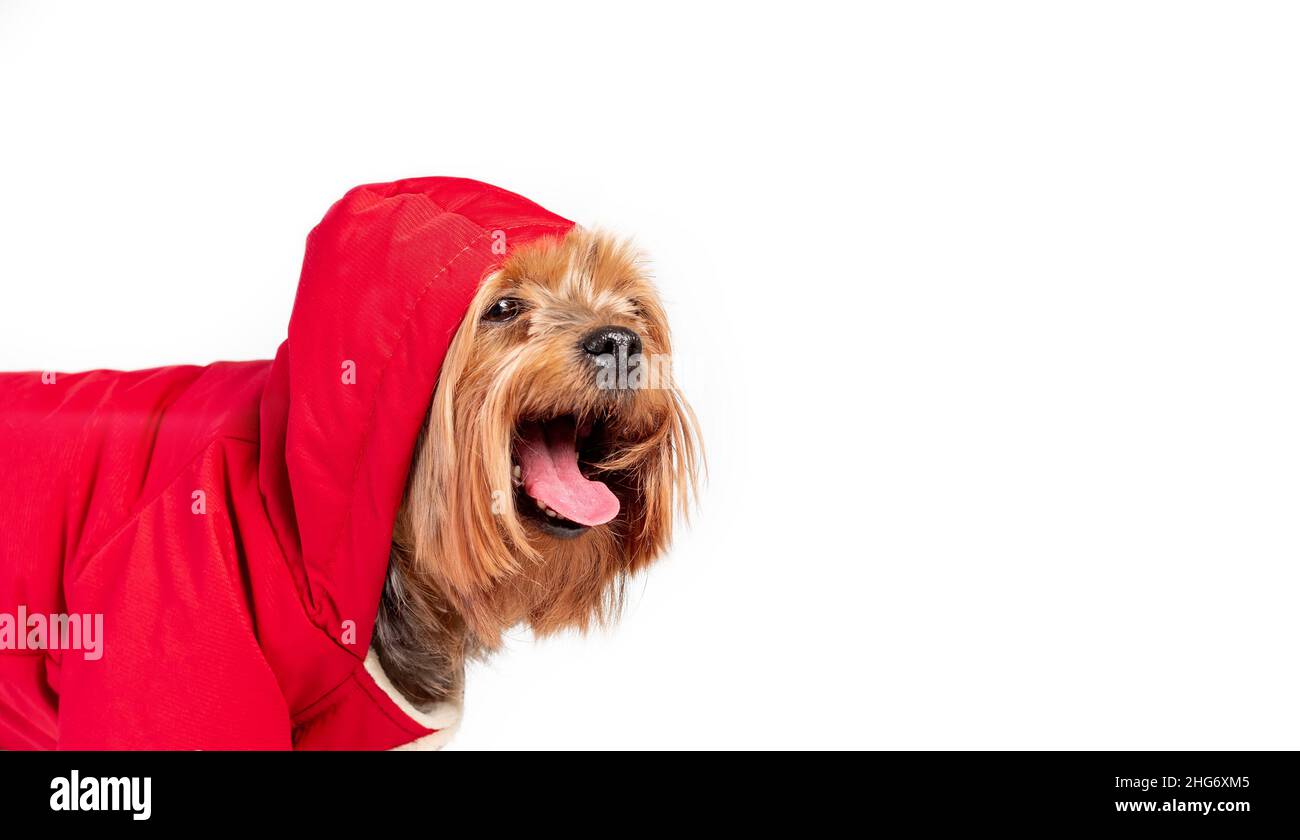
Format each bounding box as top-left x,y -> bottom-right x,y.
0,182 -> 700,750
374,229 -> 702,713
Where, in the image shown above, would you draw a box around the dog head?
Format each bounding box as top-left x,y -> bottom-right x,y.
396,228 -> 701,645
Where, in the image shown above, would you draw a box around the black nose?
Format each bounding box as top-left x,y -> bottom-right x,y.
581,325 -> 642,358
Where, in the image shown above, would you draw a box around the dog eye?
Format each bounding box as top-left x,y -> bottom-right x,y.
483,297 -> 525,323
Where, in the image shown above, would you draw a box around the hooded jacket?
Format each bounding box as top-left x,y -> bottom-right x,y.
0,177 -> 574,749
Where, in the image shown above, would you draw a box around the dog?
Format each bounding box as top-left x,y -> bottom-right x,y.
376,227 -> 703,710
0,177 -> 700,748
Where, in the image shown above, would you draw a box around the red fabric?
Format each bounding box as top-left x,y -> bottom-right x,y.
0,178 -> 574,749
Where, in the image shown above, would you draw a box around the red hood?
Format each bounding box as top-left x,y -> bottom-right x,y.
259,177 -> 574,655
0,177 -> 575,749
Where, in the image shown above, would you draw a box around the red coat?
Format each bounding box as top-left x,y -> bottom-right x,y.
0,178 -> 574,749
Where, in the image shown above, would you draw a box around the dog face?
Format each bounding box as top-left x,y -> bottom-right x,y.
396,229 -> 701,644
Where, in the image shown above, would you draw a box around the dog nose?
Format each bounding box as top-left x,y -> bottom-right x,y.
581,326 -> 642,358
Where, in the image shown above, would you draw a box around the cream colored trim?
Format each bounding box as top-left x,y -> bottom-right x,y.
363,648 -> 462,751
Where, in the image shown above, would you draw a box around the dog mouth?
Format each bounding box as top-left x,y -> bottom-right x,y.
511,415 -> 621,539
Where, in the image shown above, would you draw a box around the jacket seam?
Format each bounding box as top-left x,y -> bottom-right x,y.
289,660 -> 431,740
351,669 -> 434,737
70,434 -> 258,579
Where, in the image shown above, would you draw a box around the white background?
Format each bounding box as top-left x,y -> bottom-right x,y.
2,1 -> 1298,749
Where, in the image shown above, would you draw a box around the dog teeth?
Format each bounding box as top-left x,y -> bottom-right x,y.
526,491 -> 569,521
512,464 -> 521,478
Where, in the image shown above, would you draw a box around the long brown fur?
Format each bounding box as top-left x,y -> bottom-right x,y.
376,229 -> 702,707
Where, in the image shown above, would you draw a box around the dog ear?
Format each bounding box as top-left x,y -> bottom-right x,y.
403,288 -> 538,627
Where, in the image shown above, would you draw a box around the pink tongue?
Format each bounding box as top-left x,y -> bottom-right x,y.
517,418 -> 620,527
